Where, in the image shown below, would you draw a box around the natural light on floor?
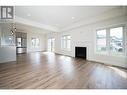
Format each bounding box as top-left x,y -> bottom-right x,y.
108,66 -> 127,79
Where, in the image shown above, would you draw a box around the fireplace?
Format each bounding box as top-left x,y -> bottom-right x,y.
75,47 -> 87,59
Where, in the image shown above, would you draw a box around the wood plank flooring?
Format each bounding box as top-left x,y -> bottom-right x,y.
0,52 -> 127,89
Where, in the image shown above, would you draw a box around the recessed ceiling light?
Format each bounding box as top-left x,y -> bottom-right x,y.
27,13 -> 31,17
71,17 -> 75,19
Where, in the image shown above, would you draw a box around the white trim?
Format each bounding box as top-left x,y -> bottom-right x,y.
14,16 -> 60,32
61,7 -> 127,32
95,25 -> 126,57
47,37 -> 55,52
96,29 -> 107,54
107,28 -> 110,55
61,35 -> 71,51
122,26 -> 125,55
125,24 -> 127,56
109,26 -> 125,55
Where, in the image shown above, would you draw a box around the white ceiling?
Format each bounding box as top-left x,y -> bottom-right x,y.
15,23 -> 51,33
15,6 -> 118,30
0,23 -> 50,34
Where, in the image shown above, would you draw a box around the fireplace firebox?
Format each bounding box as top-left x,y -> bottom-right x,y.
75,47 -> 87,59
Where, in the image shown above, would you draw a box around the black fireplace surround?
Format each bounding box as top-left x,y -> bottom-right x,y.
75,47 -> 87,59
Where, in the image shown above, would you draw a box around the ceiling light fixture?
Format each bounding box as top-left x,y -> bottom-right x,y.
10,23 -> 16,35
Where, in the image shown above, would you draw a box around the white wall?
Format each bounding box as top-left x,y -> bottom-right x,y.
46,15 -> 127,68
26,31 -> 46,53
17,30 -> 46,53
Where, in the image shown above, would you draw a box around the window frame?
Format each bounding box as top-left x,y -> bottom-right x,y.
96,29 -> 107,54
109,26 -> 125,55
31,37 -> 40,48
95,25 -> 126,56
61,35 -> 71,51
47,38 -> 55,52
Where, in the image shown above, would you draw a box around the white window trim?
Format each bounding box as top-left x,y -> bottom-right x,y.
95,25 -> 126,57
31,37 -> 40,48
47,37 -> 55,52
95,29 -> 108,55
109,26 -> 125,56
124,24 -> 127,56
61,35 -> 71,51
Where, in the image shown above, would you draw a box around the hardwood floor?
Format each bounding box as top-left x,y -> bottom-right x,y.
0,52 -> 127,89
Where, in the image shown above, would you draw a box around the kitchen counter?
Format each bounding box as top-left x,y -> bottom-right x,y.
0,46 -> 16,63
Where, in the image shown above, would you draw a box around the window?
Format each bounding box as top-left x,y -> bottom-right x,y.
47,38 -> 55,52
31,38 -> 40,48
110,27 -> 123,54
96,26 -> 124,56
47,39 -> 52,51
96,29 -> 107,53
52,38 -> 55,52
61,35 -> 71,51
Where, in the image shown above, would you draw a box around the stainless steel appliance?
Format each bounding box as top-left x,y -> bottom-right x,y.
16,32 -> 27,54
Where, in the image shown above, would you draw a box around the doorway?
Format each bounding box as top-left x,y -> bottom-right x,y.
48,38 -> 55,52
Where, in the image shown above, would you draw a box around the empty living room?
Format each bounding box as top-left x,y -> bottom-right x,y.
0,2 -> 127,94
